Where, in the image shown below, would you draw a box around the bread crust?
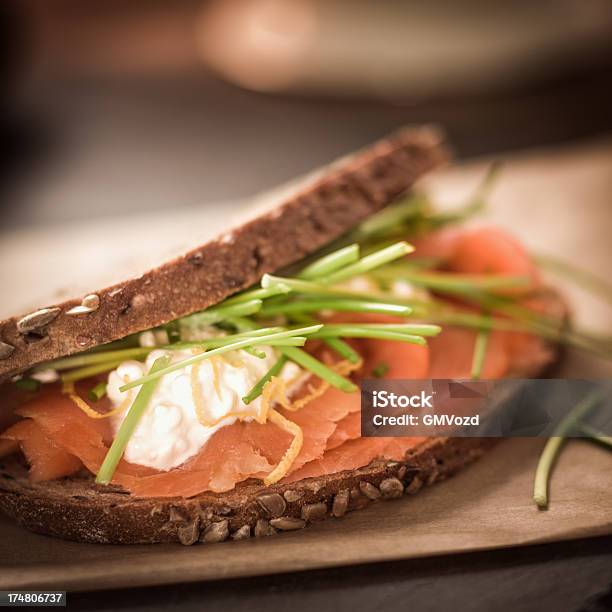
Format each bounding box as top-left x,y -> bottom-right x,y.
0,437 -> 494,544
0,126 -> 448,381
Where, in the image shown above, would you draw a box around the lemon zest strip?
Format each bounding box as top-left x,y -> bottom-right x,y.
264,408 -> 304,485
62,381 -> 131,419
210,357 -> 223,400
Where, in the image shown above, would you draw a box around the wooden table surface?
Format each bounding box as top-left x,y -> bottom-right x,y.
68,536 -> 612,612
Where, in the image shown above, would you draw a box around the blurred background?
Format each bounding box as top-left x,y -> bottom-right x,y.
1,0 -> 612,230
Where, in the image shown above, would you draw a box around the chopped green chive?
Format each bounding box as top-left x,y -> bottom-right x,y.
320,337 -> 361,364
15,378 -> 41,392
280,346 -> 357,393
307,322 -> 438,344
164,321 -> 181,343
372,362 -> 390,378
242,355 -> 289,405
88,382 -> 108,401
263,337 -> 307,347
352,196 -> 426,240
425,162 -> 501,228
534,254 -> 612,306
119,325 -> 322,392
312,323 -> 441,337
226,316 -> 259,332
427,310 -> 527,333
46,328 -> 290,374
61,361 -> 127,383
37,347 -> 152,372
96,356 -> 171,485
172,336 -> 306,351
460,292 -> 612,359
261,275 -> 330,294
399,256 -> 444,270
299,244 -> 360,279
433,304 -> 612,360
212,326 -> 284,338
533,389 -> 604,509
470,161 -> 502,205
323,242 -> 414,285
167,327 -> 284,350
470,320 -> 490,380
287,313 -> 362,365
181,299 -> 263,327
372,268 -> 531,293
314,329 -> 427,344
261,274 -> 425,308
260,299 -> 413,318
221,285 -> 291,306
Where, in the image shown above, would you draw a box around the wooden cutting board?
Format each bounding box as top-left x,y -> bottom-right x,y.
0,138 -> 610,591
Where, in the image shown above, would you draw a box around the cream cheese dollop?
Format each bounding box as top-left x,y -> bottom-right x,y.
107,344 -> 302,471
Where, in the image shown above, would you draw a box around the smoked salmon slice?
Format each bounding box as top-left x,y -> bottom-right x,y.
428,327 -> 509,379
448,227 -> 539,290
326,411 -> 361,450
1,419 -> 82,482
283,436 -> 427,484
412,225 -> 540,295
120,424 -> 274,498
278,325 -> 431,482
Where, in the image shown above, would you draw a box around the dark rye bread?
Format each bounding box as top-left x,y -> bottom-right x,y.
0,286 -> 566,545
0,126 -> 449,381
0,438 -> 495,545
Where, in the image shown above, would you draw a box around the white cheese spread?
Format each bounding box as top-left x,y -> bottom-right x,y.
107,343 -> 301,471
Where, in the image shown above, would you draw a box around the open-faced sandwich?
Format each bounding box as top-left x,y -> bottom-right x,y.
0,127 -> 570,544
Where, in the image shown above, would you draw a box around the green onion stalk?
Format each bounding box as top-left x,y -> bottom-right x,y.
533,389 -> 606,509
96,356 -> 171,484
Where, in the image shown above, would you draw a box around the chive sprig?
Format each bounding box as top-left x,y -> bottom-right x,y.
96,355 -> 171,484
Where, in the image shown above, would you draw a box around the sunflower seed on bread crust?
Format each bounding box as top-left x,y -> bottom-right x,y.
270,517 -> 306,531
254,519 -> 277,538
301,502 -> 328,522
231,525 -> 251,540
201,520 -> 229,543
379,478 -> 404,499
257,493 -> 286,518
332,490 -> 350,518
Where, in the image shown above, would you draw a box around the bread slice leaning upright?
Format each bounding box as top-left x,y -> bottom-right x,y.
0,126 -> 565,544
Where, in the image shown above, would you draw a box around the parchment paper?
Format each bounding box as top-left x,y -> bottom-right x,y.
0,139 -> 611,592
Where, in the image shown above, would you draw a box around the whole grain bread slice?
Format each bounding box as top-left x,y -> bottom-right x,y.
0,438 -> 495,544
0,126 -> 448,381
0,285 -> 566,545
